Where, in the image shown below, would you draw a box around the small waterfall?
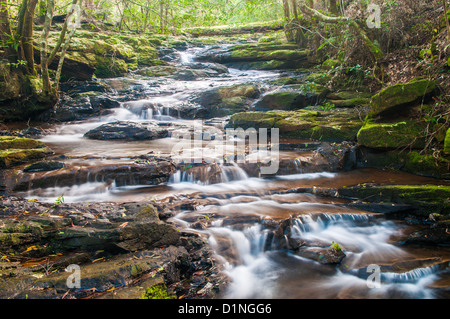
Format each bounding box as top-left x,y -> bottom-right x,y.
220,162 -> 249,183
381,265 -> 444,283
209,225 -> 278,299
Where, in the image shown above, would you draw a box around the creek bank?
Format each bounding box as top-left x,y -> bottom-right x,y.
0,197 -> 225,299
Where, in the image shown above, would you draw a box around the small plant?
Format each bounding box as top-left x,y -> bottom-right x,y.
8,60 -> 27,69
319,102 -> 335,111
330,241 -> 342,251
54,195 -> 65,205
141,283 -> 176,299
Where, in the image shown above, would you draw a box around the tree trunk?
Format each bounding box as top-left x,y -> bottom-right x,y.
444,0 -> 450,42
0,0 -> 14,61
54,4 -> 79,93
40,0 -> 54,95
16,0 -> 39,75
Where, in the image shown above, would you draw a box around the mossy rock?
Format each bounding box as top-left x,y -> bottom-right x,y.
228,109 -> 362,142
369,78 -> 436,117
136,65 -> 178,77
255,84 -> 329,111
0,136 -> 52,168
357,120 -> 427,149
45,31 -> 160,79
338,184 -> 450,215
444,128 -> 450,155
358,149 -> 450,179
217,84 -> 259,99
0,136 -> 46,150
228,43 -> 310,69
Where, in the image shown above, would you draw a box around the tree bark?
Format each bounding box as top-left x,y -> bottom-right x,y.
0,0 -> 14,60
444,0 -> 450,42
17,0 -> 39,74
40,0 -> 54,95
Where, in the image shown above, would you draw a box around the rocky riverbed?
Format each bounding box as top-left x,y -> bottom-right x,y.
1,31 -> 450,299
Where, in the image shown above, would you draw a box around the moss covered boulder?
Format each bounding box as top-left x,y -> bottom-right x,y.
444,128 -> 450,155
0,136 -> 53,169
255,84 -> 329,111
369,78 -> 436,117
357,120 -> 427,149
338,184 -> 450,215
228,109 -> 363,142
43,30 -> 160,80
195,42 -> 312,70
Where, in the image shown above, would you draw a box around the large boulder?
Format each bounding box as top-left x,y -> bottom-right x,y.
227,109 -> 363,143
43,31 -> 160,80
195,43 -> 312,70
369,78 -> 436,118
255,84 -> 329,111
84,121 -> 170,140
357,120 -> 427,149
191,84 -> 260,117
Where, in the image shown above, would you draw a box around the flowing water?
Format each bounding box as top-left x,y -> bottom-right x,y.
11,46 -> 450,299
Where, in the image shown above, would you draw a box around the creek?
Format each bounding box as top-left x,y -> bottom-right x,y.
10,46 -> 450,299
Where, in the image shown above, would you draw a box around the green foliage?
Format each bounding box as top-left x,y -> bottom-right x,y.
54,195 -> 65,205
319,102 -> 335,111
141,283 -> 176,299
330,241 -> 342,251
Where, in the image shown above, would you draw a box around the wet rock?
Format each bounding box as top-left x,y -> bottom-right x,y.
0,195 -> 223,299
296,246 -> 346,264
23,161 -> 64,173
52,95 -> 96,121
11,160 -> 176,191
191,83 -> 260,118
89,94 -> 120,110
337,184 -> 450,216
84,121 -> 170,140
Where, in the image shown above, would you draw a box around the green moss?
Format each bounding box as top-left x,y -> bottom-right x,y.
331,98 -> 370,108
227,43 -> 310,69
217,84 -> 259,99
0,136 -> 46,150
444,128 -> 450,154
136,65 -> 177,77
370,78 -> 436,116
228,109 -> 362,142
141,283 -> 176,299
339,184 -> 450,215
0,136 -> 52,168
357,120 -> 427,149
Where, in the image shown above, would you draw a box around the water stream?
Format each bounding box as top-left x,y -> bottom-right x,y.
12,46 -> 450,299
